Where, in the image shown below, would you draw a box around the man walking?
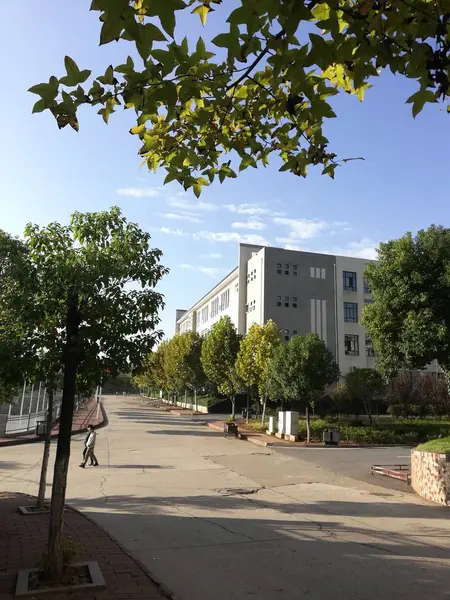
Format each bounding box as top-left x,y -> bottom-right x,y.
79,425 -> 99,468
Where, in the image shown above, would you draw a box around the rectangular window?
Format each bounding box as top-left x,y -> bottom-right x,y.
277,263 -> 281,269
245,304 -> 249,313
235,283 -> 239,292
284,328 -> 289,342
310,267 -> 315,278
344,302 -> 358,323
285,264 -> 289,269
293,270 -> 297,276
276,295 -> 281,307
363,277 -> 371,294
345,334 -> 359,356
293,264 -> 298,270
277,269 -> 281,275
293,296 -> 298,308
293,329 -> 298,336
285,295 -> 289,308
321,268 -> 326,279
366,336 -> 375,357
247,274 -> 250,283
315,267 -> 321,279
343,271 -> 357,291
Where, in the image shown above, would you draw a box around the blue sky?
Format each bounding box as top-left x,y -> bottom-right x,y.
1,0 -> 449,338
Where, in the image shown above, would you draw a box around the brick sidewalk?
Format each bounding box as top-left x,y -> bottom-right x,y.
0,398 -> 104,448
0,492 -> 165,600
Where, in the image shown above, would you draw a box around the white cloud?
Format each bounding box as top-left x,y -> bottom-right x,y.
274,217 -> 331,240
194,231 -> 269,245
225,203 -> 271,216
158,213 -> 203,224
116,187 -> 161,198
200,252 -> 223,259
335,239 -> 380,260
283,243 -> 304,251
160,227 -> 188,236
168,197 -> 217,212
232,219 -> 267,231
179,264 -> 228,278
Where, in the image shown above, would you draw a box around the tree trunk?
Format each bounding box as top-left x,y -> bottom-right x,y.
46,294 -> 80,581
230,395 -> 235,420
246,392 -> 250,425
305,403 -> 311,444
364,400 -> 373,426
37,387 -> 54,510
261,395 -> 267,426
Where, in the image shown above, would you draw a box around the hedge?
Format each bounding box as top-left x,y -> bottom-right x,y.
245,417 -> 450,445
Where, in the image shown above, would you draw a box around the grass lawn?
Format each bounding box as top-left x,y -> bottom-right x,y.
417,436 -> 450,453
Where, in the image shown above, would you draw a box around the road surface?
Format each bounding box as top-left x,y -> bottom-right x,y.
1,395 -> 449,600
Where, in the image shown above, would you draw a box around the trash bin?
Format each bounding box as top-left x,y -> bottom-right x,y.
224,422 -> 238,437
331,428 -> 340,445
323,429 -> 332,444
36,421 -> 47,437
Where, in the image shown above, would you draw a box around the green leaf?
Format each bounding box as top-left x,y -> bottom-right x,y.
28,80 -> 59,106
192,4 -> 210,26
239,155 -> 257,171
32,99 -> 47,114
100,17 -> 123,45
406,89 -> 436,118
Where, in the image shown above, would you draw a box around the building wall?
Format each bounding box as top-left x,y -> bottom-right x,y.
263,248 -> 336,353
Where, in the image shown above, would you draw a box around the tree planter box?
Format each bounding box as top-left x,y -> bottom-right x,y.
18,505 -> 50,515
16,561 -> 105,597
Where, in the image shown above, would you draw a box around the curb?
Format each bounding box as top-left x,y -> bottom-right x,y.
0,400 -> 106,448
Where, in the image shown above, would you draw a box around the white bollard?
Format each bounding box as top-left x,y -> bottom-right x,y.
268,416 -> 275,435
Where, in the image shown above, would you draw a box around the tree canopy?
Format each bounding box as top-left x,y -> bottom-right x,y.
345,367 -> 384,423
362,225 -> 450,378
201,316 -> 241,397
0,206 -> 167,580
164,331 -> 206,393
268,333 -> 339,440
31,0 -> 450,194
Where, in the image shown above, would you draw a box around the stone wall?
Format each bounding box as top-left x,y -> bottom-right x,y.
411,449 -> 450,506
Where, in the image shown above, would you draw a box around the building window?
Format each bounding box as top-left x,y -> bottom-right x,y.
245,304 -> 249,313
284,328 -> 289,342
310,267 -> 315,278
363,277 -> 371,294
276,295 -> 281,307
235,283 -> 239,292
211,297 -> 219,318
293,264 -> 298,270
277,263 -> 281,269
201,305 -> 209,324
344,302 -> 358,323
285,295 -> 289,308
247,274 -> 250,283
366,336 -> 375,357
321,268 -> 326,279
293,270 -> 297,276
345,334 -> 359,356
343,271 -> 357,291
293,329 -> 298,336
293,296 -> 298,308
277,268 -> 281,275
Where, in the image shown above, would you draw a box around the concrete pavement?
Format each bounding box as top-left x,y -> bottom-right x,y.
1,395 -> 450,600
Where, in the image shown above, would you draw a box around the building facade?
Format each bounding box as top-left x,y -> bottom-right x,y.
175,243 -> 439,376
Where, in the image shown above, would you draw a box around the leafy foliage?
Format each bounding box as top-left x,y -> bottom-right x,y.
200,316 -> 241,397
345,367 -> 384,424
31,0 -> 450,193
164,331 -> 206,393
236,320 -> 281,396
362,226 -> 450,378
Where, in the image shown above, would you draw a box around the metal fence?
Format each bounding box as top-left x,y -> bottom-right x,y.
4,382 -> 63,435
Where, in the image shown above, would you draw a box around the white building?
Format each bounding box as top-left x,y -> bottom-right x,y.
175,243 -> 440,376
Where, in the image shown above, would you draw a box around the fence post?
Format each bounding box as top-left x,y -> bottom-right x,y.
19,381 -> 26,416
36,381 -> 42,412
27,383 -> 34,430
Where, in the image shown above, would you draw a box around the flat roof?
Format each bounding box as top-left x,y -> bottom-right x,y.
176,266 -> 238,323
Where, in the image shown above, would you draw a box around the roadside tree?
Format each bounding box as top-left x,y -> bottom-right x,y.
363,226 -> 450,385
345,368 -> 384,425
236,320 -> 281,424
0,207 -> 167,581
268,334 -> 339,442
201,316 -> 241,418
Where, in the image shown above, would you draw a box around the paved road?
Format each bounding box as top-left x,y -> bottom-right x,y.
1,395 -> 450,600
278,446 -> 413,493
